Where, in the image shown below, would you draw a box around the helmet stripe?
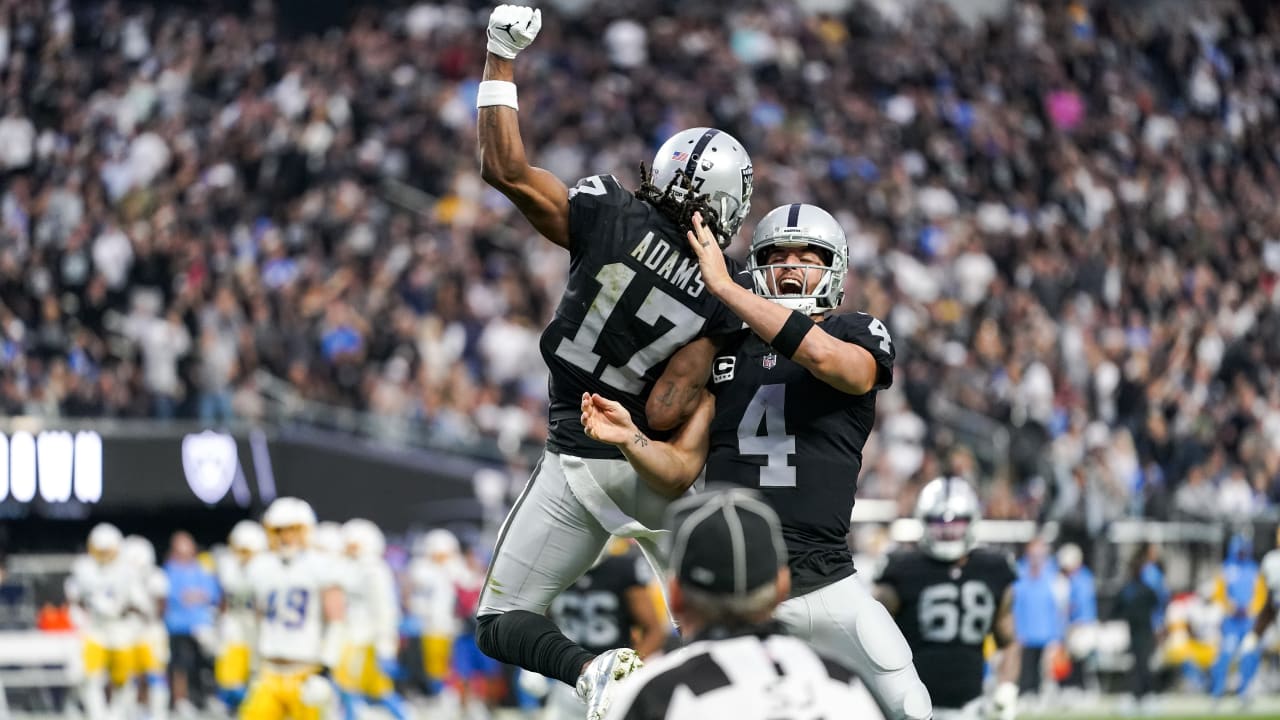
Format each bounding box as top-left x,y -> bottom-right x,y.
683,128 -> 720,181
786,203 -> 802,227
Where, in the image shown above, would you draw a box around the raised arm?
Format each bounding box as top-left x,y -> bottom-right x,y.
581,391 -> 712,498
646,337 -> 719,431
477,6 -> 571,248
685,214 -> 879,395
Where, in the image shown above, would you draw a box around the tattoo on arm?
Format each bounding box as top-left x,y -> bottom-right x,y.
632,433 -> 650,448
656,384 -> 676,408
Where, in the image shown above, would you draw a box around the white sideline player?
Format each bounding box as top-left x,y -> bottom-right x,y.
216,520 -> 268,712
335,519 -> 408,720
66,523 -> 143,720
123,535 -> 171,720
241,497 -> 345,720
407,530 -> 464,693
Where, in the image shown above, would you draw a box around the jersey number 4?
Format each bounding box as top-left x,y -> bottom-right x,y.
919,582 -> 995,644
555,262 -> 703,394
738,384 -> 796,487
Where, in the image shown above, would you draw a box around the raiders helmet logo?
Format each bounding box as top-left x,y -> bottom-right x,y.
181,431 -> 240,505
712,356 -> 736,384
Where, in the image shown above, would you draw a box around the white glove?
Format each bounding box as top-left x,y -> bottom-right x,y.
300,674 -> 334,708
985,681 -> 1018,720
486,5 -> 542,60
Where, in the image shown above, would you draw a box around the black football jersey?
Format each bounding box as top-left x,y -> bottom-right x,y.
876,548 -> 1017,710
541,174 -> 742,459
549,550 -> 651,656
705,312 -> 895,597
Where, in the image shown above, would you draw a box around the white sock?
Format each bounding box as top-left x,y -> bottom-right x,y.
82,677 -> 108,720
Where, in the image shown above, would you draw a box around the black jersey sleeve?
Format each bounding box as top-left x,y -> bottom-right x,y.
567,174 -> 631,255
829,312 -> 896,390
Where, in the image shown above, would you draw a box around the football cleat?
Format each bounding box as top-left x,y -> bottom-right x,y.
575,648 -> 644,720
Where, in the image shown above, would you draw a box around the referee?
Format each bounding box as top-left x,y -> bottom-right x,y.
603,488 -> 887,719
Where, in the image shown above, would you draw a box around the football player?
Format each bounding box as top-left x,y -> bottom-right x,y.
544,539 -> 669,720
475,4 -> 754,716
580,205 -> 931,720
407,530 -> 464,695
875,478 -> 1020,720
216,520 -> 268,712
1210,534 -> 1265,700
123,535 -> 171,720
335,518 -> 407,720
241,497 -> 345,720
66,523 -> 140,720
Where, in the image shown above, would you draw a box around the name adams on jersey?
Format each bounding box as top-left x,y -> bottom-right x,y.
541,174 -> 741,460
705,311 -> 895,597
876,548 -> 1017,710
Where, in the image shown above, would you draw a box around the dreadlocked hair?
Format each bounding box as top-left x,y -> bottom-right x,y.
635,162 -> 726,243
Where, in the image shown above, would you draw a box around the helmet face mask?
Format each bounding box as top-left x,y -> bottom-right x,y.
646,128 -> 753,247
749,204 -> 848,315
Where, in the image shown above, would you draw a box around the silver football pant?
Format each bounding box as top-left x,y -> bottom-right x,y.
478,449 -> 672,618
776,573 -> 933,720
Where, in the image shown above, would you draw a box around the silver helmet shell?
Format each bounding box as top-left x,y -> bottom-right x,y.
748,203 -> 848,315
649,127 -> 753,246
914,476 -> 981,562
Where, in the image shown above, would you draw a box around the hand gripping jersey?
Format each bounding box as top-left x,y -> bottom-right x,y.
876,548 -> 1017,710
550,552 -> 649,656
541,174 -> 743,459
705,311 -> 894,596
248,550 -> 339,664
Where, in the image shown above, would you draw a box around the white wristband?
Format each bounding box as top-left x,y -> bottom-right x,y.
477,80 -> 518,110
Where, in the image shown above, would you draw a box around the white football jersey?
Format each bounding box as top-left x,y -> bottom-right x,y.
1262,549 -> 1280,606
343,557 -> 400,656
249,550 -> 340,663
65,556 -> 141,647
407,558 -> 460,637
218,555 -> 259,647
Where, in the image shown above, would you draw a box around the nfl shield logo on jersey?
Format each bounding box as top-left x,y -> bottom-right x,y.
762,353 -> 777,369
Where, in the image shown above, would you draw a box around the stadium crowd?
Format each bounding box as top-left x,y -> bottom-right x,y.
1,0 -> 1279,528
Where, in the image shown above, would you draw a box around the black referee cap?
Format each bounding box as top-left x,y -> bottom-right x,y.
665,488 -> 788,597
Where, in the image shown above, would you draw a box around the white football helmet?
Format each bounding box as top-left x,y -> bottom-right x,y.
262,497 -> 317,557
342,518 -> 386,560
749,203 -> 848,315
312,521 -> 345,556
914,476 -> 981,562
648,127 -> 753,246
88,523 -> 123,562
229,520 -> 268,557
122,535 -> 156,569
416,529 -> 460,562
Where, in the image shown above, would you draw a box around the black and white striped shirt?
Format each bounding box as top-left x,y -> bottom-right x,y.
604,627 -> 887,720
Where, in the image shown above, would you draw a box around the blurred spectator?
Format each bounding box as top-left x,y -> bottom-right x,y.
164,532 -> 219,713
1138,542 -> 1170,632
1013,538 -> 1063,698
0,0 -> 1273,529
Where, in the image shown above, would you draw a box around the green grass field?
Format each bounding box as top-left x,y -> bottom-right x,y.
1020,694 -> 1280,720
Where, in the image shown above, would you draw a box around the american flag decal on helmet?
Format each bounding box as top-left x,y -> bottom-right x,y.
671,150 -> 690,162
